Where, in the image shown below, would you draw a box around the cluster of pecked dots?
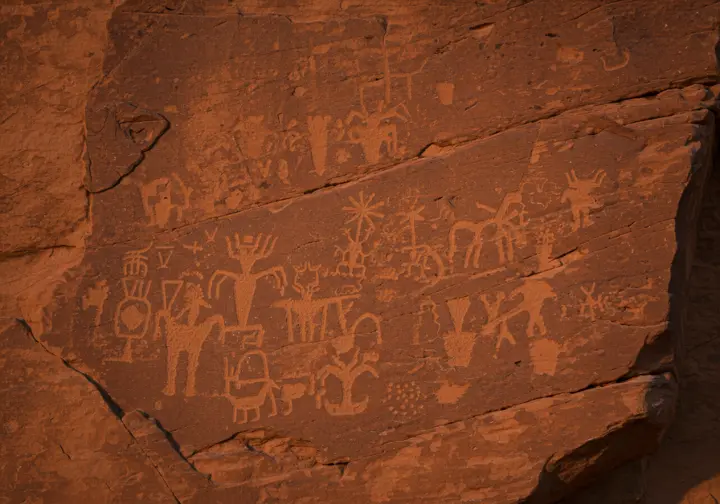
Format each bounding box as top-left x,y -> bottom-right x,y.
385,380 -> 425,418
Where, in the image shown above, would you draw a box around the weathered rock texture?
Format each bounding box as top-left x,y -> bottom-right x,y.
2,1 -> 720,503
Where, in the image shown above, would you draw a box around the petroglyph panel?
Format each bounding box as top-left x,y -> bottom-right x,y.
85,3 -> 718,246
44,88 -> 712,465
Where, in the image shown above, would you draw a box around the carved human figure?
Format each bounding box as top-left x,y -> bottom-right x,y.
345,100 -> 410,164
154,282 -> 225,396
307,115 -> 332,176
335,191 -> 385,279
561,169 -> 606,231
448,192 -> 527,269
112,244 -> 153,363
314,349 -> 380,416
82,280 -> 109,327
396,198 -> 445,283
223,350 -> 280,424
208,233 -> 287,332
580,283 -> 610,321
139,174 -> 191,228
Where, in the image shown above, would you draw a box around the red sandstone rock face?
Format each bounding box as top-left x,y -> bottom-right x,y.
2,1 -> 720,503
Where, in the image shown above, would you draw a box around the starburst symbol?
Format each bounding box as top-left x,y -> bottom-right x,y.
343,191 -> 385,230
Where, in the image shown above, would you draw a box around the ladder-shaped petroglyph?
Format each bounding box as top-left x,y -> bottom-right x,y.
208,233 -> 286,348
112,244 -> 154,363
561,169 -> 607,231
139,174 -> 192,229
442,297 -> 477,367
154,280 -> 225,397
335,191 -> 385,280
223,350 -> 280,424
448,191 -> 528,269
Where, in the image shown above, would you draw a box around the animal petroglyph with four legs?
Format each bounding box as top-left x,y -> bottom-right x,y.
223,350 -> 280,424
448,192 -> 528,269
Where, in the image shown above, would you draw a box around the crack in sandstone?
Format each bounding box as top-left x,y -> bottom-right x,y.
80,90 -> 716,255
13,318 -> 203,504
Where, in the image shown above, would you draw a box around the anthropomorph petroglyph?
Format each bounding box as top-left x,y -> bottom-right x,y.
448,191 -> 528,269
139,174 -> 192,228
579,283 -> 611,321
307,115 -> 332,176
223,350 -> 279,424
273,262 -> 382,346
335,191 -> 385,279
154,281 -> 225,396
396,197 -> 445,283
82,280 -> 109,327
112,244 -> 153,363
561,169 -> 606,231
208,233 -> 286,334
345,100 -> 410,164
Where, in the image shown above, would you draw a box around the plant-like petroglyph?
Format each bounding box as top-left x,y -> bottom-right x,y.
335,191 -> 385,279
448,191 -> 528,269
442,297 -> 476,367
561,169 -> 606,231
313,349 -> 380,416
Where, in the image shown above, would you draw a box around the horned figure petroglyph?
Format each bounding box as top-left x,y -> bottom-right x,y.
154,281 -> 225,396
112,244 -> 153,363
273,262 -> 382,346
314,349 -> 380,416
561,169 -> 606,231
208,233 -> 286,344
396,198 -> 445,283
335,191 -> 384,279
345,100 -> 410,164
223,350 -> 280,424
448,191 -> 527,269
139,174 -> 192,229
